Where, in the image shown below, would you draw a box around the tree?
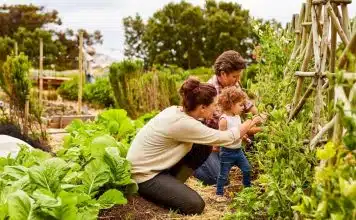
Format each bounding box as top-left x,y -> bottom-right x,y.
0,4 -> 61,37
123,14 -> 146,61
123,0 -> 253,69
0,4 -> 103,71
203,0 -> 251,65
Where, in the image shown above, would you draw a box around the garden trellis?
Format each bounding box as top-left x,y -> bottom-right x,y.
285,0 -> 356,148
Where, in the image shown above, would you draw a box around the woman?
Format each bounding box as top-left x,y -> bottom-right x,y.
126,77 -> 261,215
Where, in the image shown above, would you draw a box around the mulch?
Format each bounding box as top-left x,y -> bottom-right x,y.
99,196 -> 169,220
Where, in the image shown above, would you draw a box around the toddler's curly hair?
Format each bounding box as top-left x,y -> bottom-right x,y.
218,87 -> 247,111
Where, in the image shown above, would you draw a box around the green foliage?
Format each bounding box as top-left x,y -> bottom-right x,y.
83,78 -> 115,108
124,0 -> 253,68
109,60 -> 179,118
224,187 -> 266,220
123,14 -> 146,61
57,77 -> 115,108
57,76 -> 79,101
225,19 -> 318,219
293,110 -> 356,219
0,53 -> 31,108
0,107 -> 157,220
0,36 -> 16,67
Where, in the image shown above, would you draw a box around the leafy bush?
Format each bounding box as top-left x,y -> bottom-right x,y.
57,76 -> 79,100
0,145 -> 129,220
83,78 -> 115,108
224,19 -> 318,219
109,60 -> 179,119
57,77 -> 115,108
0,108 -> 158,220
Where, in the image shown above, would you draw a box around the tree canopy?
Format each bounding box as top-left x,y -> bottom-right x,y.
123,0 -> 254,69
0,4 -> 103,71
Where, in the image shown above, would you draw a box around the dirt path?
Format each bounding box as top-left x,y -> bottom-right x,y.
99,169 -> 243,220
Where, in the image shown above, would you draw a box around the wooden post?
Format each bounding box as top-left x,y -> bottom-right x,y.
291,31 -> 313,115
39,38 -> 43,104
327,2 -> 349,45
78,31 -> 83,115
311,5 -> 323,137
310,116 -> 336,149
14,42 -> 18,56
328,13 -> 338,138
301,0 -> 312,52
349,83 -> 356,101
341,4 -> 351,40
332,86 -> 343,146
23,95 -> 29,136
337,32 -> 356,69
289,80 -> 316,121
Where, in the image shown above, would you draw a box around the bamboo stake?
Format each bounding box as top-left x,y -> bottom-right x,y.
301,0 -> 313,54
328,14 -> 338,138
289,80 -> 316,121
334,3 -> 344,27
313,0 -> 352,4
326,2 -> 349,45
284,11 -> 304,77
39,38 -> 43,104
291,32 -> 314,114
332,83 -> 354,145
78,31 -> 83,115
23,95 -> 29,136
310,116 -> 336,149
311,5 -> 325,137
337,32 -> 356,69
335,85 -> 352,117
296,71 -> 356,79
14,42 -> 18,56
311,6 -> 321,72
349,83 -> 356,101
320,7 -> 330,72
332,100 -> 342,145
341,4 -> 351,40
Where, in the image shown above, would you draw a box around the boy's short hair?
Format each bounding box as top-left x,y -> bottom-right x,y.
218,87 -> 246,111
214,50 -> 246,76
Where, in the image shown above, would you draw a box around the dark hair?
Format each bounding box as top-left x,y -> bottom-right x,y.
218,87 -> 246,111
214,50 -> 246,76
179,77 -> 217,112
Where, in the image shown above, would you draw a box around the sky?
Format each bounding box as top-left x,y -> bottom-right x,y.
2,0 -> 356,60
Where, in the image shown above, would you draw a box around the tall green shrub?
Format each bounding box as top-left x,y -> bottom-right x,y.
109,60 -> 179,118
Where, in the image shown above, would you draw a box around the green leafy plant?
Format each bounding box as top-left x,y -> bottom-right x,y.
109,60 -> 179,118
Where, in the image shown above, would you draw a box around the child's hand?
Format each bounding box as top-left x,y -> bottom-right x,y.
242,135 -> 252,144
259,113 -> 268,122
252,115 -> 263,125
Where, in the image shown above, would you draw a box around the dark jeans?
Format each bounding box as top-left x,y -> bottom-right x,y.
195,135 -> 256,185
193,151 -> 220,185
216,148 -> 251,196
138,144 -> 211,215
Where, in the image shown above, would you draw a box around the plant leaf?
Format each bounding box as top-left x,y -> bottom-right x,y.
80,159 -> 110,197
98,189 -> 127,209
